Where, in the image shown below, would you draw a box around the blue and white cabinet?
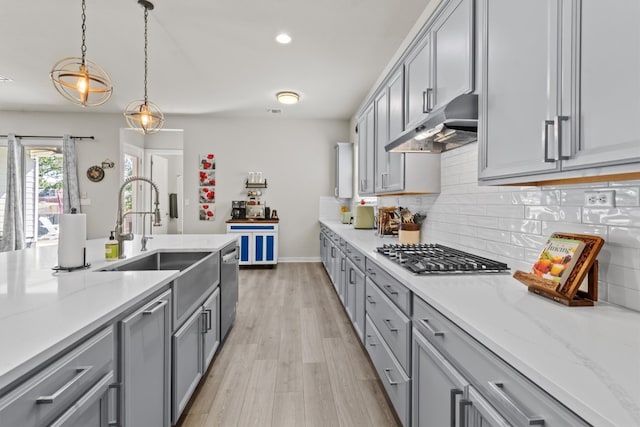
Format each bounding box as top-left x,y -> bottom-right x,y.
226,222 -> 278,265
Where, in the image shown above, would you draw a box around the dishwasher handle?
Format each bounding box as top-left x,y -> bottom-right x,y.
222,249 -> 239,263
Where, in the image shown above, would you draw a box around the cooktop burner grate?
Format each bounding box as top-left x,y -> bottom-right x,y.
376,243 -> 509,274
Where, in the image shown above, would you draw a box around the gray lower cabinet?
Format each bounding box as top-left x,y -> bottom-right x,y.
172,287 -> 220,424
120,290 -> 172,427
48,372 -> 115,427
412,327 -> 466,427
345,258 -> 365,342
413,295 -> 590,426
0,327 -> 115,427
365,315 -> 410,427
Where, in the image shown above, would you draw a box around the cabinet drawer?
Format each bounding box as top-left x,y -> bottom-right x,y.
365,259 -> 411,316
412,296 -> 590,426
366,280 -> 411,373
0,327 -> 114,427
365,315 -> 410,427
345,242 -> 366,272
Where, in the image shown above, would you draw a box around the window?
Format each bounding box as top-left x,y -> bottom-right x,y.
24,144 -> 63,246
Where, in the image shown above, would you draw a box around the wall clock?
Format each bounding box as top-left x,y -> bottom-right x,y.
87,165 -> 105,182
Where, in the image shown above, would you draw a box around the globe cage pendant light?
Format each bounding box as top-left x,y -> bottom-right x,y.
50,0 -> 113,107
125,0 -> 164,135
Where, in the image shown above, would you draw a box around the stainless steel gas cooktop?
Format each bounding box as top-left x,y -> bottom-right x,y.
376,243 -> 510,274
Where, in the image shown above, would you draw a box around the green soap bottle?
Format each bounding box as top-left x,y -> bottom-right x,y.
105,231 -> 119,260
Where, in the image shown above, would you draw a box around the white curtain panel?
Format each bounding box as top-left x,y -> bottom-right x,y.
62,134 -> 81,214
0,134 -> 26,252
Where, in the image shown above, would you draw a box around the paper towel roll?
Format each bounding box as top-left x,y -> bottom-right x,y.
57,213 -> 87,268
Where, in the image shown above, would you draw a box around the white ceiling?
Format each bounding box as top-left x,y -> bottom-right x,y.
0,0 -> 431,120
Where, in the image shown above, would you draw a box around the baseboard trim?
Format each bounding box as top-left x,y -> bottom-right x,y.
278,257 -> 321,263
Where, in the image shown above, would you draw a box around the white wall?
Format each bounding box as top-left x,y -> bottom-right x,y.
1,111 -> 349,258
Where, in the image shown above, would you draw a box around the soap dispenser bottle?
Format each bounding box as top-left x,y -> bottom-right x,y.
105,231 -> 119,260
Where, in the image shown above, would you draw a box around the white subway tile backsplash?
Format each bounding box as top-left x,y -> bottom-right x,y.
510,232 -> 548,249
498,218 -> 541,234
486,205 -> 525,218
406,145 -> 640,311
608,227 -> 640,249
583,208 -> 640,227
541,221 -> 608,237
476,228 -> 511,243
607,284 -> 640,311
526,206 -> 582,223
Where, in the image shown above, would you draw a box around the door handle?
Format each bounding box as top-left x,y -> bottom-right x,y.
488,381 -> 545,425
450,389 -> 463,427
542,120 -> 556,163
420,318 -> 445,337
36,366 -> 93,404
555,115 -> 571,160
383,369 -> 399,386
143,299 -> 168,315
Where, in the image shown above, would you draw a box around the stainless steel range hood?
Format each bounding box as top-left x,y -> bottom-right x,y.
385,93 -> 478,153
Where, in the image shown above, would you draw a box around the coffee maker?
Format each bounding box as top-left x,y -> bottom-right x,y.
231,201 -> 246,219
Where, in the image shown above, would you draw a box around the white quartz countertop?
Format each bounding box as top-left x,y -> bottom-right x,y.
0,234 -> 236,392
320,220 -> 640,427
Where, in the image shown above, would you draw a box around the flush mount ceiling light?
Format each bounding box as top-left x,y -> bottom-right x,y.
124,0 -> 164,135
50,0 -> 113,107
276,91 -> 300,105
275,33 -> 292,44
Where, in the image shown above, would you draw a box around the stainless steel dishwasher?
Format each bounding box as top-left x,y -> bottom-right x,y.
220,243 -> 239,342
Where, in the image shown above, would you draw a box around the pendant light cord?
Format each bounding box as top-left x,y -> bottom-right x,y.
144,6 -> 149,103
80,0 -> 87,66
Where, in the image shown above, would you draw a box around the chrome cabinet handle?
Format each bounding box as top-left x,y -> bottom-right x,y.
331,247 -> 336,257
366,295 -> 376,305
349,269 -> 356,284
366,334 -> 376,346
354,256 -> 361,262
366,268 -> 376,276
422,88 -> 434,113
420,318 -> 445,337
108,383 -> 119,426
555,115 -> 571,160
542,120 -> 556,163
383,369 -> 399,386
334,187 -> 338,197
381,173 -> 388,188
36,366 -> 93,404
459,398 -> 471,426
488,381 -> 545,425
383,319 -> 398,332
341,258 -> 346,272
206,308 -> 212,331
450,389 -> 463,427
142,299 -> 168,315
384,284 -> 399,296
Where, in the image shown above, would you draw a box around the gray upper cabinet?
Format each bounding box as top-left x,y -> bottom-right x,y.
431,0 -> 475,110
477,0 -> 561,180
479,0 -> 640,184
375,89 -> 389,194
561,1 -> 640,171
379,69 -> 405,193
405,34 -> 432,129
357,103 -> 375,195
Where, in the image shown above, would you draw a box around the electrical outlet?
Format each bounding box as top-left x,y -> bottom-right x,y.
584,190 -> 615,207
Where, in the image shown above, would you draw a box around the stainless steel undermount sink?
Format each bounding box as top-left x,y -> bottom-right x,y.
99,251 -> 212,272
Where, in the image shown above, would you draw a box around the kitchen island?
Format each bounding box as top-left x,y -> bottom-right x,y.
0,234 -> 236,426
321,219 -> 640,427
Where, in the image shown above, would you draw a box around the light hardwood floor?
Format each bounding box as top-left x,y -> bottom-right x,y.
177,262 -> 401,427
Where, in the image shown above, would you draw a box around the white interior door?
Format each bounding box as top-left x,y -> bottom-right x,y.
151,155 -> 169,234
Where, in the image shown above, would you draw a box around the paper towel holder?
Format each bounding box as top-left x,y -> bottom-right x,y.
52,248 -> 91,272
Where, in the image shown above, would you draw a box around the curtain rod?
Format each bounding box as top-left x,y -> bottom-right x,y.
0,135 -> 94,140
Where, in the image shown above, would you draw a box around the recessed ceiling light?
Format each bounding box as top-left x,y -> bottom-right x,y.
275,33 -> 292,44
0,74 -> 13,82
276,91 -> 300,105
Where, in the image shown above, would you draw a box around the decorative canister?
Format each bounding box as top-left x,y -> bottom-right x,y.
399,223 -> 420,244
